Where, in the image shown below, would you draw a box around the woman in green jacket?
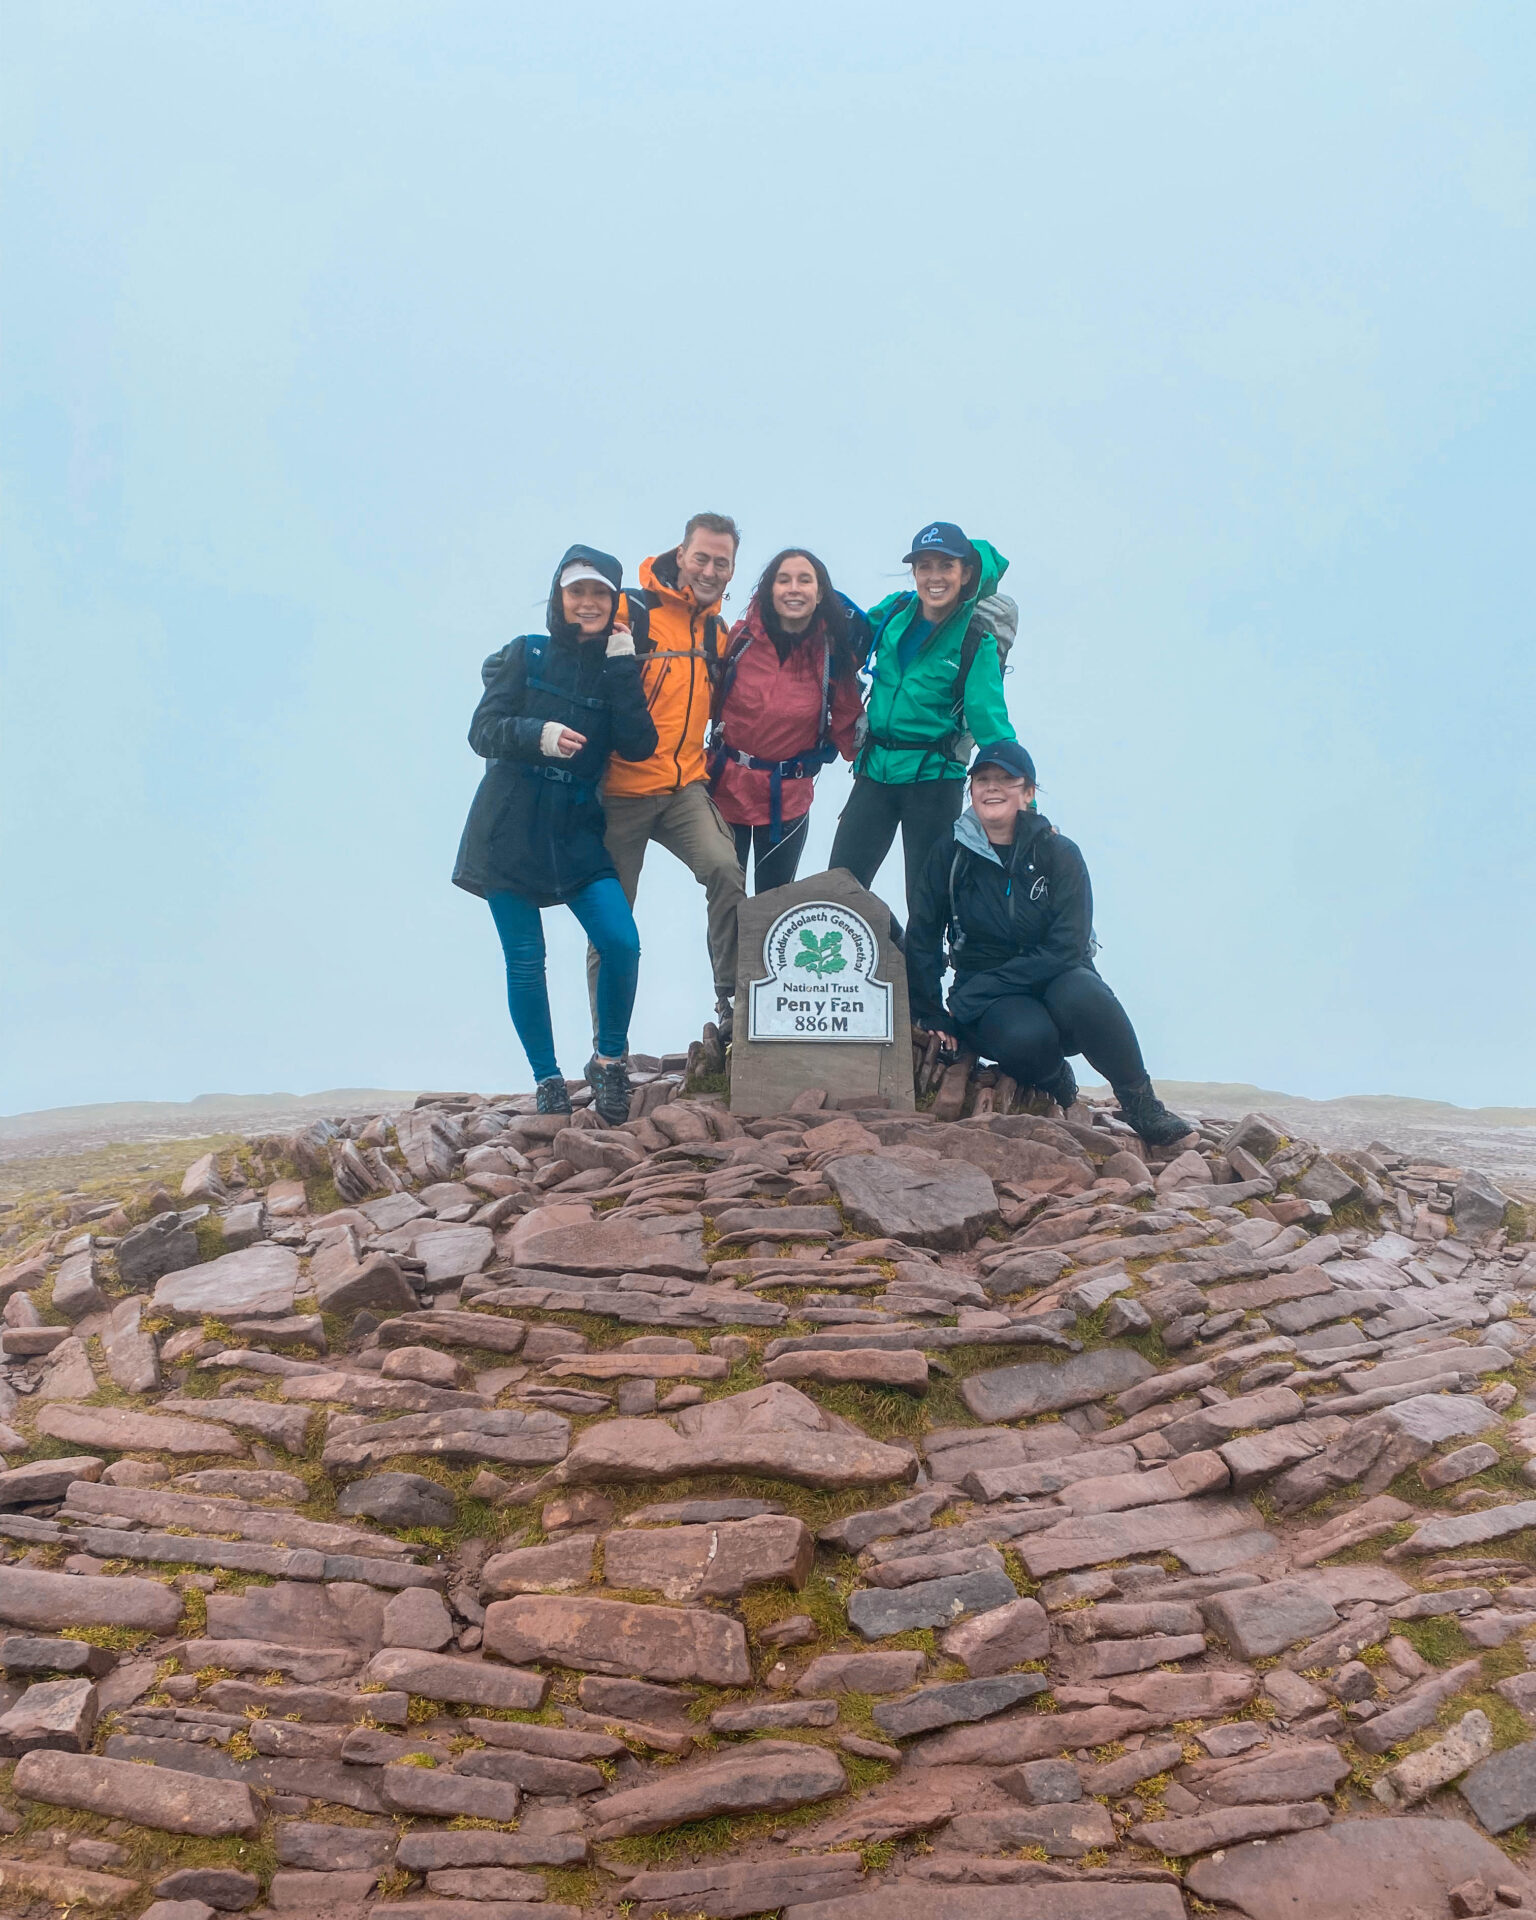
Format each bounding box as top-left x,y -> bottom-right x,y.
829,520 -> 1016,907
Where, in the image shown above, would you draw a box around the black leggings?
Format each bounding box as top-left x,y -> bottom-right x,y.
965,966 -> 1149,1094
828,776 -> 964,907
732,816 -> 810,895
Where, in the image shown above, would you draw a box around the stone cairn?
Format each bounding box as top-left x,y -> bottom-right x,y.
0,1062 -> 1533,1920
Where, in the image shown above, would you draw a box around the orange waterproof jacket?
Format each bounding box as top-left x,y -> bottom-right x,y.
602,549 -> 727,798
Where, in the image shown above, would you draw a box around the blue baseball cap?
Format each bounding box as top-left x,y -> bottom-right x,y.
903,520 -> 975,564
969,740 -> 1037,784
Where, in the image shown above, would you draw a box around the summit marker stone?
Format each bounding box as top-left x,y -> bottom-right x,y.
730,872 -> 914,1116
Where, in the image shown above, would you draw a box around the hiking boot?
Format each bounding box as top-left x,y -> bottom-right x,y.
535,1075 -> 572,1116
585,1055 -> 633,1128
698,1022 -> 727,1079
1115,1077 -> 1195,1148
715,999 -> 735,1047
1037,1060 -> 1078,1113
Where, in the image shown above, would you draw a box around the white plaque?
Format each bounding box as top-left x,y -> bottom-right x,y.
747,900 -> 893,1043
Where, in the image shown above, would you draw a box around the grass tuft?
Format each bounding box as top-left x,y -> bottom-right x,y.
543,1867 -> 611,1907
61,1625 -> 154,1654
1397,1615 -> 1476,1668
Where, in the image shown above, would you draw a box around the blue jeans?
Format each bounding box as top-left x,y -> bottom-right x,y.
488,880 -> 640,1084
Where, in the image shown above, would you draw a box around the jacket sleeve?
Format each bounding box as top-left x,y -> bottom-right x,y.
829,664 -> 865,760
947,835 -> 1093,1014
904,836 -> 956,1028
604,654 -> 660,764
862,593 -> 901,669
840,600 -> 873,674
961,630 -> 1016,748
467,641 -> 545,763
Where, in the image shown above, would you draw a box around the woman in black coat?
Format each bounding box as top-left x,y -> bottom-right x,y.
905,740 -> 1194,1147
453,545 -> 658,1120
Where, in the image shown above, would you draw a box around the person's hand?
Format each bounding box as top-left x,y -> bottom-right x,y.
540,721 -> 587,759
606,624 -> 636,658
919,1023 -> 958,1055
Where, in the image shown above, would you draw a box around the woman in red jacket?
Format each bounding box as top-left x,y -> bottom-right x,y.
710,549 -> 867,893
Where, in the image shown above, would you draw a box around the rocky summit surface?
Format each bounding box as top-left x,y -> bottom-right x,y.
0,1071 -> 1532,1920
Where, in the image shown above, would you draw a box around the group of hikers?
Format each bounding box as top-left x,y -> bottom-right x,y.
453,513 -> 1193,1149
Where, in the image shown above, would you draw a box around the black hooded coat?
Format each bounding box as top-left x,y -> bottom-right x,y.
451,546 -> 658,906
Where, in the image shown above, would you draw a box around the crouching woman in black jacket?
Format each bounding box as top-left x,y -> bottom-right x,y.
453,546 -> 658,1122
905,741 -> 1194,1148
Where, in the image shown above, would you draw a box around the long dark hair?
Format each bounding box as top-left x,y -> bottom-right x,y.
752,548 -> 860,682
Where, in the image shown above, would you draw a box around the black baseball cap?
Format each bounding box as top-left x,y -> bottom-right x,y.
969,740 -> 1037,784
903,520 -> 975,564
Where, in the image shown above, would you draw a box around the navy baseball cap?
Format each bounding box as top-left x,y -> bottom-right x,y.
969,740 -> 1037,784
903,520 -> 975,564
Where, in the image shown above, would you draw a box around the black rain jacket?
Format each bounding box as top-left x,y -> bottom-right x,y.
905,806 -> 1096,1029
451,545 -> 658,907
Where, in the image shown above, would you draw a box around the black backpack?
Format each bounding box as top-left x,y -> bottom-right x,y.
621,587 -> 724,675
614,590 -> 653,651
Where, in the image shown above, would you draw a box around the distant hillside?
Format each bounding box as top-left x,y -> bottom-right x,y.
0,1089 -> 422,1160
1148,1082 -> 1536,1131
5,1077 -> 1534,1192
1091,1081 -> 1536,1192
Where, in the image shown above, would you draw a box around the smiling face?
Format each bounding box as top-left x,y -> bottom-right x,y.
912,552 -> 970,621
771,555 -> 822,632
561,579 -> 616,636
969,765 -> 1034,843
676,528 -> 737,608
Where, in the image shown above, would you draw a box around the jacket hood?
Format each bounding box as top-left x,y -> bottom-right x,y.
962,538 -> 1008,619
952,803 -> 1051,866
546,544 -> 623,637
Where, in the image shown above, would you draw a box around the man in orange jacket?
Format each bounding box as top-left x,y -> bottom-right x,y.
588,512 -> 748,1040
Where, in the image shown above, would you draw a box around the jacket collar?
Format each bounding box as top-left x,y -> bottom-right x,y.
641,548 -> 714,614
952,805 -> 1052,868
953,807 -> 1004,866
737,594 -> 826,652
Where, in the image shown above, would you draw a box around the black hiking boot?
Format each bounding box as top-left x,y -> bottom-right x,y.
1037,1060 -> 1079,1113
535,1075 -> 573,1116
585,1055 -> 633,1127
714,999 -> 735,1047
1114,1077 -> 1195,1148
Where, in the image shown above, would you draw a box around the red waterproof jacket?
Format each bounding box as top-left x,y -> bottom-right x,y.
710,598 -> 864,828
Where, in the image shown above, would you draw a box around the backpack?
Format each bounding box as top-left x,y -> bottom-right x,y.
615,589 -> 653,653
861,591 -> 1018,763
622,588 -> 721,675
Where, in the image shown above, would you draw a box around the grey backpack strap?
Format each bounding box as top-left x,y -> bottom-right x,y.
947,848 -> 967,958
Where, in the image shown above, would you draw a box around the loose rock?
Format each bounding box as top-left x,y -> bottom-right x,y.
483,1595 -> 750,1684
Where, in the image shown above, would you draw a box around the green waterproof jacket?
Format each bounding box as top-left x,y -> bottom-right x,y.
855,538 -> 1016,785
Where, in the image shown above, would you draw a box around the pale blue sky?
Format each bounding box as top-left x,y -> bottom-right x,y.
3,1 -> 1532,1114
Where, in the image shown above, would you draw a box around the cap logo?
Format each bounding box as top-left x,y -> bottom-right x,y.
918,526 -> 944,546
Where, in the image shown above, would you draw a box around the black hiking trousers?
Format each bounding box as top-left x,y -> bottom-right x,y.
732,816 -> 810,895
963,966 -> 1149,1093
828,775 -> 964,910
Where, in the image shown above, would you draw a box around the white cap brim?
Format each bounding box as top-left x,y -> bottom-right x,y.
560,563 -> 615,592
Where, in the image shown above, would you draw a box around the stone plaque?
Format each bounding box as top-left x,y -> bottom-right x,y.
730,869 -> 915,1117
748,899 -> 892,1043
